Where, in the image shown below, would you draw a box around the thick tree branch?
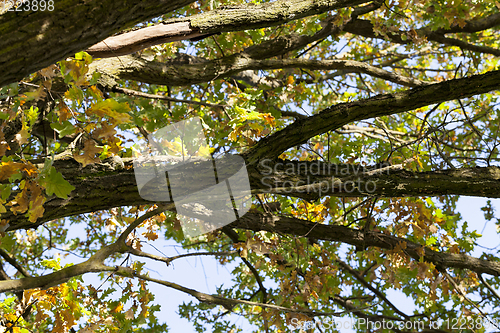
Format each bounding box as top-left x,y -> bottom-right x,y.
0,0 -> 195,87
0,251 -> 114,293
433,13 -> 500,34
92,52 -> 428,88
86,22 -> 207,58
244,69 -> 500,163
254,58 -> 427,87
172,0 -> 371,35
231,212 -> 500,277
3,158 -> 500,229
5,155 -> 500,304
343,16 -> 500,57
86,0 -> 374,58
427,33 -> 500,57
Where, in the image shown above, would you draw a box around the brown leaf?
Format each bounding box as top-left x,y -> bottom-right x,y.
73,140 -> 103,167
0,161 -> 24,181
28,183 -> 46,222
125,308 -> 135,320
93,122 -> 116,139
14,127 -> 30,145
39,64 -> 58,79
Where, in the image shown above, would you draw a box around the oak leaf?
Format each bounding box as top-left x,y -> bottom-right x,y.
0,161 -> 24,181
73,140 -> 103,167
39,167 -> 75,199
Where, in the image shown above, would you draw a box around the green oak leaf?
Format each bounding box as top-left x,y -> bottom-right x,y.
40,166 -> 75,199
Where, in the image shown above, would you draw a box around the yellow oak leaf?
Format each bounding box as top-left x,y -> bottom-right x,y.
87,99 -> 131,124
60,308 -> 76,330
112,302 -> 124,313
262,113 -> 275,126
8,184 -> 29,215
57,101 -> 72,122
89,85 -> 103,99
28,191 -> 46,222
53,312 -> 65,333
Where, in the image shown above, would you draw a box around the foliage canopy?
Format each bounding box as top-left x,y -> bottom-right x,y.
2,0 -> 500,332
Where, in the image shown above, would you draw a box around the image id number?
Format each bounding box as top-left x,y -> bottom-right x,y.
3,0 -> 54,11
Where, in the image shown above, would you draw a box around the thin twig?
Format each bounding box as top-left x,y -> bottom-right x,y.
113,86 -> 226,108
0,248 -> 31,277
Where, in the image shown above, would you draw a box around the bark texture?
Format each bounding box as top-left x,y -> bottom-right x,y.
0,0 -> 194,87
86,22 -> 206,58
232,212 -> 500,276
244,69 -> 500,163
3,158 -> 500,230
86,0 -> 372,58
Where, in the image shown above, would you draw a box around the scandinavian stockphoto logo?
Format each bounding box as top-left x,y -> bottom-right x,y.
133,117 -> 251,238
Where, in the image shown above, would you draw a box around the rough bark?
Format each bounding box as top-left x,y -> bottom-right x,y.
0,0 -> 194,87
3,158 -> 500,230
231,211 -> 500,277
91,53 -> 426,88
172,0 -> 370,34
244,69 -> 500,163
86,0 -> 373,58
86,22 -> 207,58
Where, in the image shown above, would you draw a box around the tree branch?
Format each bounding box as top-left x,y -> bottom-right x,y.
343,15 -> 500,57
86,0 -> 374,58
0,249 -> 31,278
0,207 -> 164,293
244,69 -> 500,163
86,22 -> 208,58
126,247 -> 238,266
3,159 -> 500,229
0,0 -> 195,87
231,211 -> 500,277
335,258 -> 409,319
126,270 -> 378,316
91,50 -> 427,88
111,86 -> 226,108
